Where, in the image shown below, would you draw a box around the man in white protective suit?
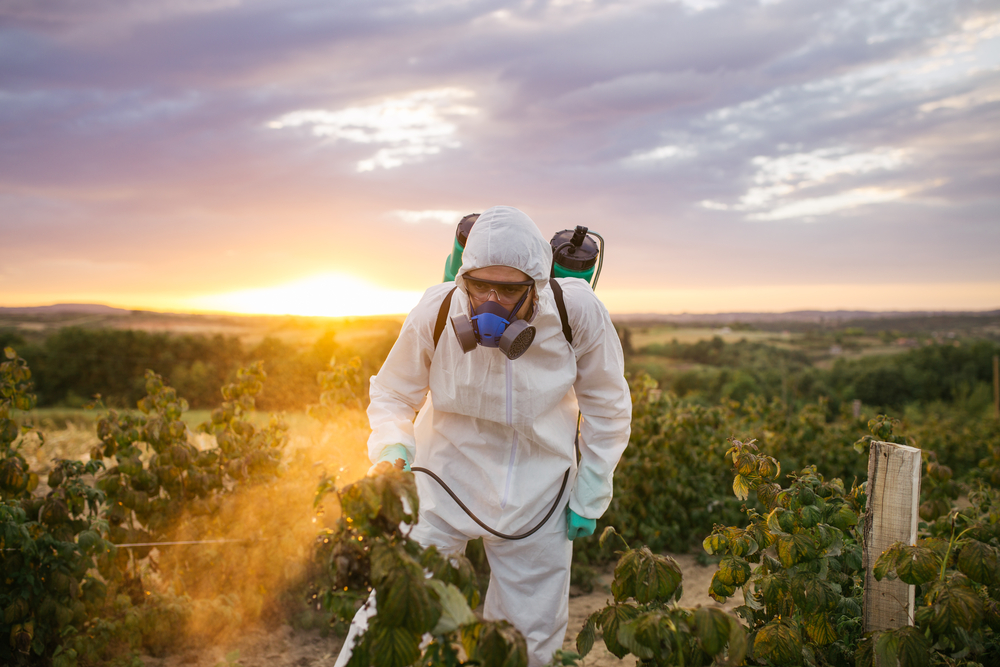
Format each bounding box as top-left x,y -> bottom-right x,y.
334,205 -> 632,667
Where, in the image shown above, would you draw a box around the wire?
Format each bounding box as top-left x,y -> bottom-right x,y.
411,466 -> 569,540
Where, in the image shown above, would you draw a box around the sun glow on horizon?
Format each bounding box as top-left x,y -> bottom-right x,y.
187,273 -> 424,317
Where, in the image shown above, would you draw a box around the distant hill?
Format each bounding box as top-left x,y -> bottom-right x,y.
0,303 -> 131,315
613,309 -> 1000,324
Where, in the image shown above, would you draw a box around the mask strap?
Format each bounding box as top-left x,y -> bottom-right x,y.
507,284 -> 533,322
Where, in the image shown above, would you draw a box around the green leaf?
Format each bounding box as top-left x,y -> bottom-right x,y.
798,505 -> 821,528
368,625 -> 421,667
874,627 -> 930,667
733,474 -> 751,501
790,571 -> 837,614
957,540 -> 999,586
827,504 -> 859,531
725,618 -> 748,667
753,619 -> 802,665
427,580 -> 477,635
693,607 -> 731,656
615,613 -> 658,660
376,570 -> 442,634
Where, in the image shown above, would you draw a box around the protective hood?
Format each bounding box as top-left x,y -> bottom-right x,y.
455,206 -> 551,294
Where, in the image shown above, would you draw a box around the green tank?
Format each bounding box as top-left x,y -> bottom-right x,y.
443,214 -> 479,282
550,227 -> 600,286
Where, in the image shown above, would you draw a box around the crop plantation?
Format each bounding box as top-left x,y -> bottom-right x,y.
2,309 -> 999,666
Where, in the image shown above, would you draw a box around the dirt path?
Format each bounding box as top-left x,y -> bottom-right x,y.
141,554 -> 736,667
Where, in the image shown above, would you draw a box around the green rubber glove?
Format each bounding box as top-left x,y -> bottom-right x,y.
567,508 -> 596,540
373,444 -> 411,472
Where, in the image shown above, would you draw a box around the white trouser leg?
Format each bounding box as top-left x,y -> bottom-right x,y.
332,514 -> 467,666
332,591 -> 375,667
482,506 -> 572,667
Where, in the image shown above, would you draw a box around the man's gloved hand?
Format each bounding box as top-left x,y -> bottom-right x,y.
567,507 -> 597,540
367,444 -> 412,477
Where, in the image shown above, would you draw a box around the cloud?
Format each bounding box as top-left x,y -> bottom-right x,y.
2,0 -> 999,310
389,209 -> 464,224
268,88 -> 477,171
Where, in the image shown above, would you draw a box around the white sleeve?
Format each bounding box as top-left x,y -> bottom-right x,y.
562,280 -> 632,519
366,284 -> 453,464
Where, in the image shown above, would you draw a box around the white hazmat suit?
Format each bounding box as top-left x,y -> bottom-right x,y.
335,206 -> 632,666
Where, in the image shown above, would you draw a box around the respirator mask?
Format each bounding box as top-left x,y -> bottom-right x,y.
451,277 -> 536,360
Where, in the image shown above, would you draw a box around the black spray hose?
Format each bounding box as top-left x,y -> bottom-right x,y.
410,466 -> 570,540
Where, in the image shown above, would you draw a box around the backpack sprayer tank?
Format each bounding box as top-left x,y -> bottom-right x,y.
443,215 -> 604,290
442,214 -> 479,282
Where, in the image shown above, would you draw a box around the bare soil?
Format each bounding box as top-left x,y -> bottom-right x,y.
139,553 -> 736,667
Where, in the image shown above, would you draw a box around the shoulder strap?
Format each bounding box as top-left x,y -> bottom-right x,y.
550,279 -> 573,345
433,287 -> 457,348
433,283 -> 574,348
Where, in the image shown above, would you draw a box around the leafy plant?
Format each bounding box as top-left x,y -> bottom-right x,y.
576,526 -> 746,665
702,437 -> 866,666
314,469 -> 532,667
870,485 -> 1000,665
1,347 -> 116,664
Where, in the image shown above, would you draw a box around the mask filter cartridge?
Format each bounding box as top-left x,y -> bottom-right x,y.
450,292 -> 536,360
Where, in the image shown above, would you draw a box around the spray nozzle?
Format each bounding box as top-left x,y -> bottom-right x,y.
568,226 -> 589,254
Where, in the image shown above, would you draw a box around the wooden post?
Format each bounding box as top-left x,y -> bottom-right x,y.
863,440 -> 922,633
993,354 -> 999,420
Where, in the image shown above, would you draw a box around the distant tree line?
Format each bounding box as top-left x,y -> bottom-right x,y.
0,325 -> 399,411
628,335 -> 1000,414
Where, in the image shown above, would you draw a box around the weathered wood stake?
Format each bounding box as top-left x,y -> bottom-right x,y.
863,440 -> 922,633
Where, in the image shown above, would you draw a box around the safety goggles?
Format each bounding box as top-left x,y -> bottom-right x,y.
464,277 -> 534,306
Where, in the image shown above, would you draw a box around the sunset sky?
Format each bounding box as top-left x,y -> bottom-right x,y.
2,0 -> 998,317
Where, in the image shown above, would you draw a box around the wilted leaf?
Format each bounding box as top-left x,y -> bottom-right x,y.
467,621 -> 528,667
612,550 -> 640,603
710,571 -> 737,602
597,604 -> 640,658
733,474 -> 751,501
919,574 -> 984,634
803,612 -> 837,645
894,545 -> 940,586
776,533 -> 816,568
717,556 -> 751,588
703,533 -> 728,555
957,540 -> 999,586
633,549 -> 682,604
757,482 -> 782,510
753,619 -> 802,664
576,616 -> 597,657
872,544 -> 904,582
